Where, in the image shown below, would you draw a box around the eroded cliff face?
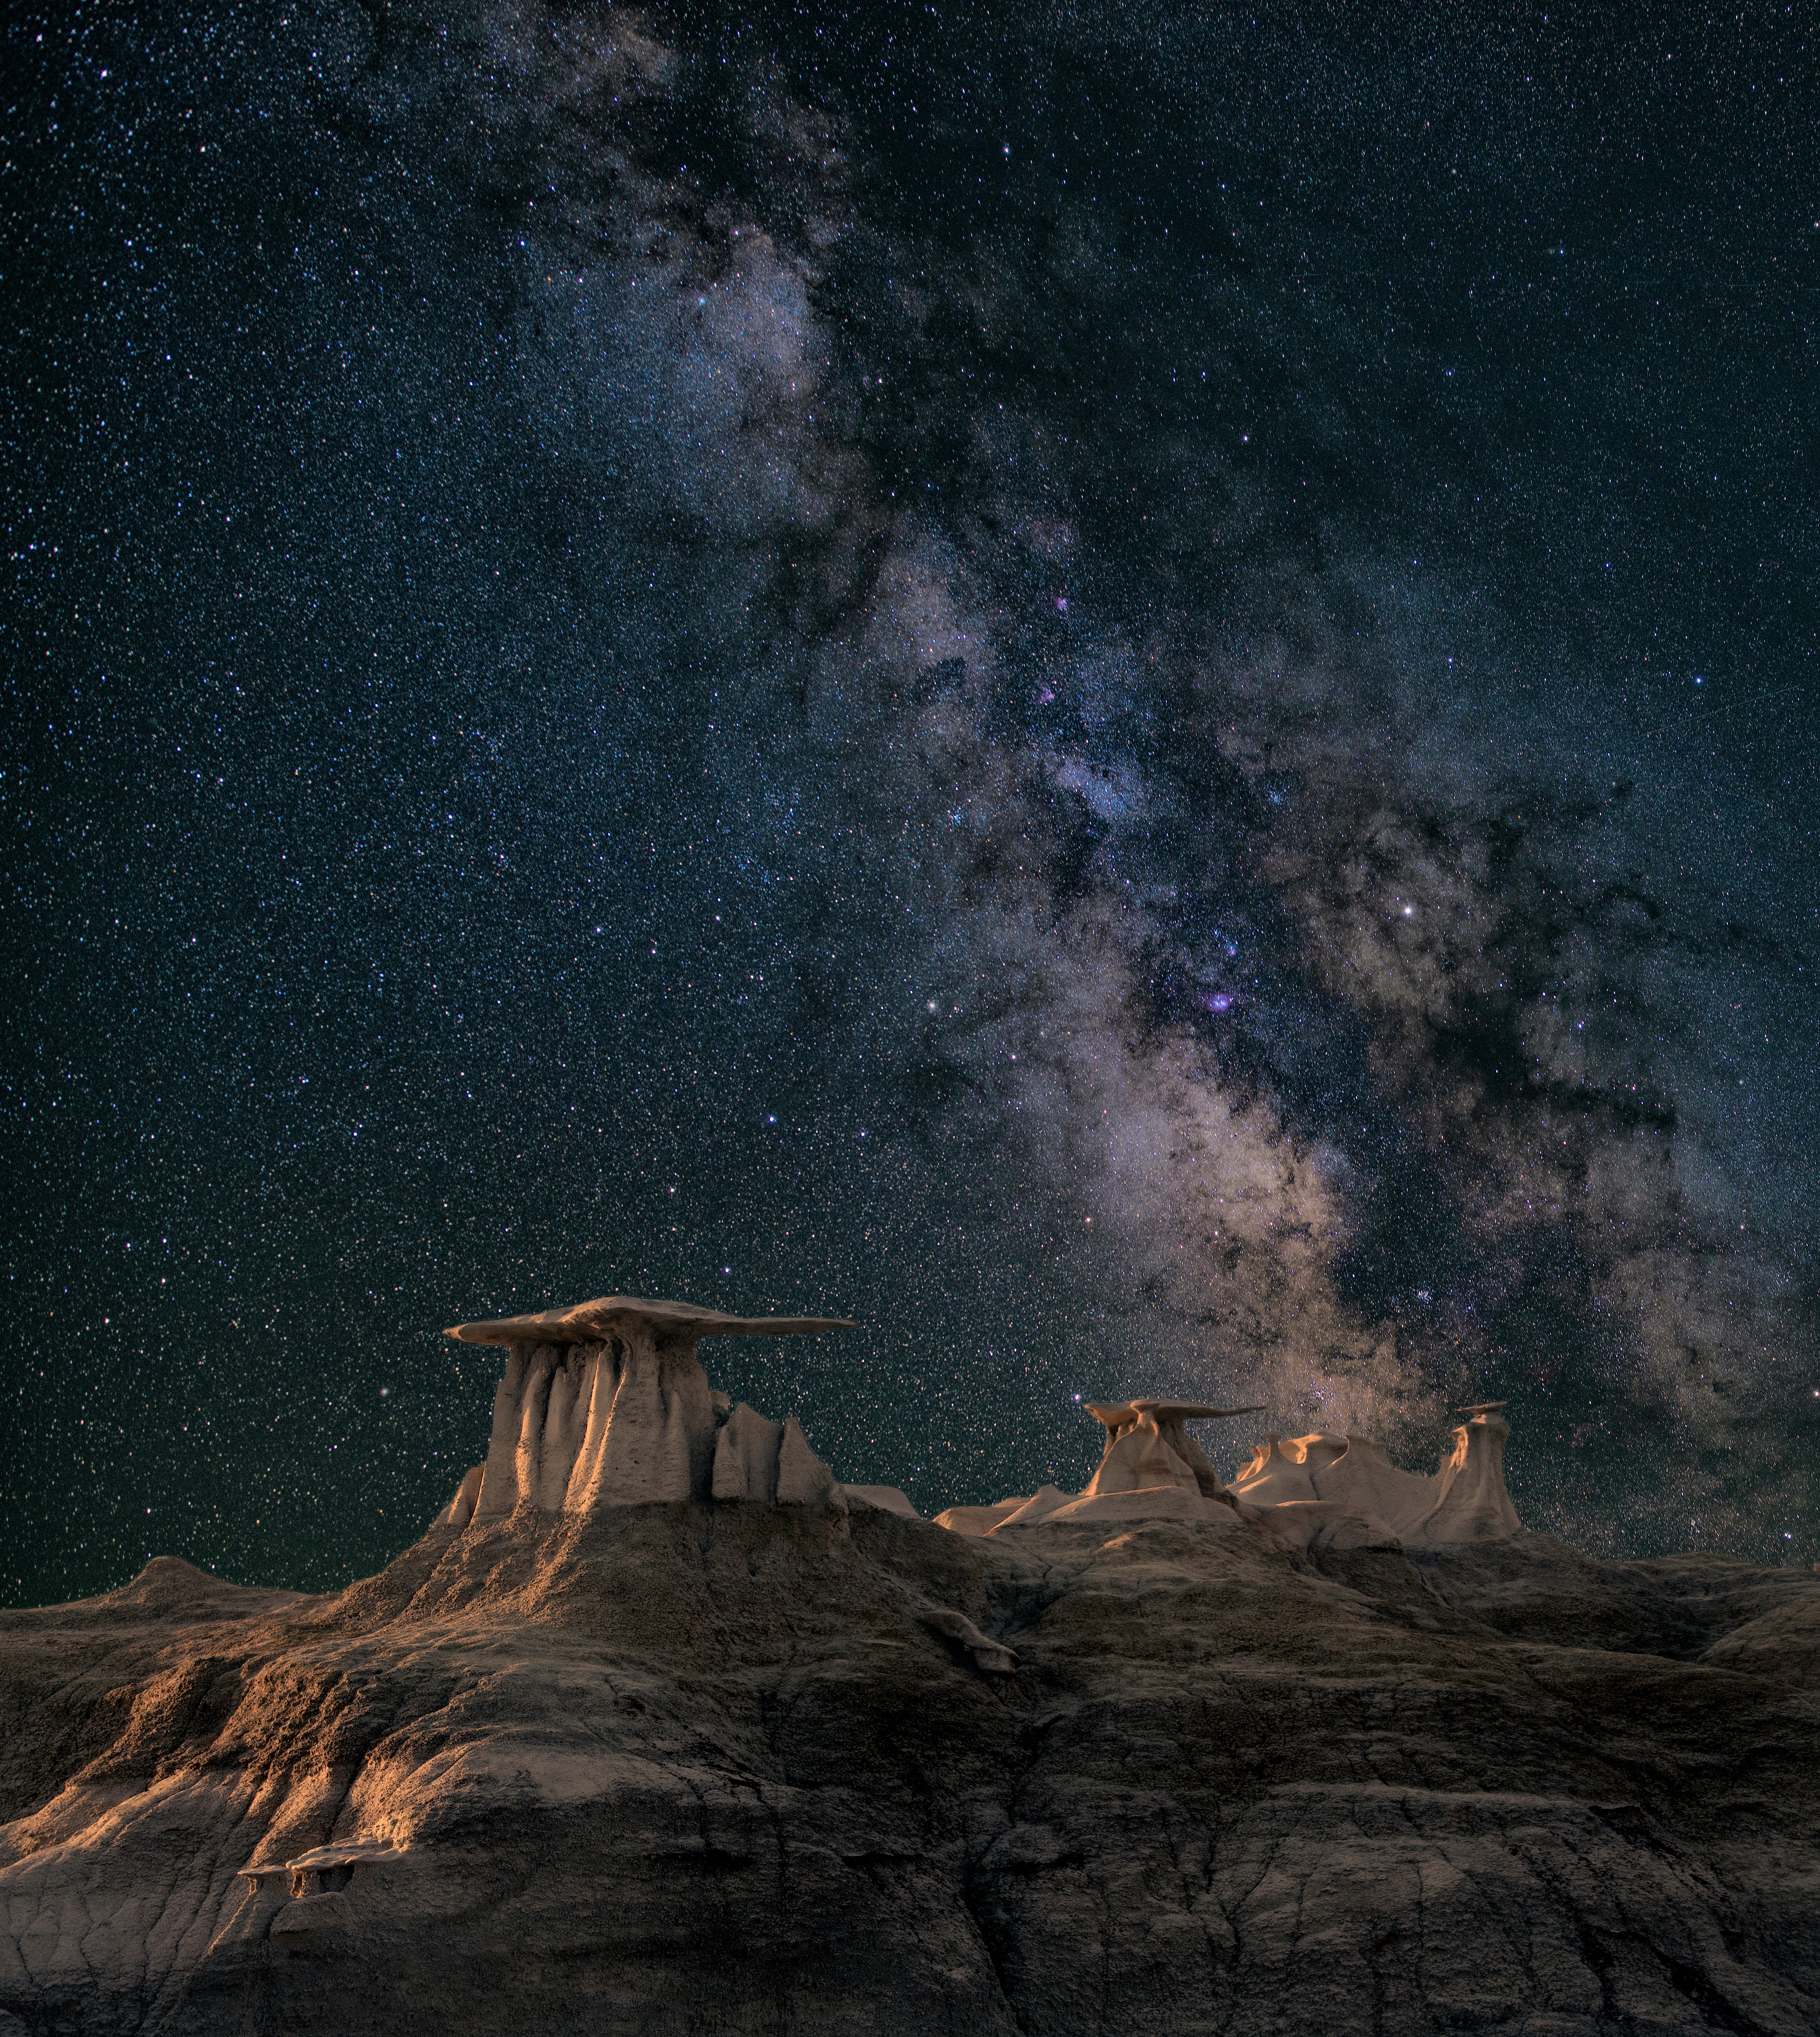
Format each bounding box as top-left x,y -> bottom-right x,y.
3,1505 -> 1818,2037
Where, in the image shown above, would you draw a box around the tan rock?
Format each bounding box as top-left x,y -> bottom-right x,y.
839,1484 -> 921,1518
1081,1399 -> 1265,1501
438,1296 -> 852,1516
5,1508 -> 1819,2035
1227,1411 -> 1525,1548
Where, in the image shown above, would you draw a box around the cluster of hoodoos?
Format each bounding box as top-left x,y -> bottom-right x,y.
437,1296 -> 1522,1557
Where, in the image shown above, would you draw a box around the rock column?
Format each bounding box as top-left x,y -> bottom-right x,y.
439,1295 -> 853,1523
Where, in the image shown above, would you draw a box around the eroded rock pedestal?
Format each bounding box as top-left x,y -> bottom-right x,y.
437,1295 -> 851,1526
938,1400 -> 1525,1554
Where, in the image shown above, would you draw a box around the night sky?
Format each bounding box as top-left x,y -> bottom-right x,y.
6,2 -> 1817,1605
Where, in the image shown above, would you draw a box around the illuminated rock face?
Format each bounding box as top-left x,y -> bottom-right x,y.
8,1389 -> 1820,2037
1081,1399 -> 1264,1501
437,1297 -> 851,1518
938,1403 -> 1524,1550
1229,1410 -> 1522,1548
9,1515 -> 1820,2037
934,1400 -> 1267,1538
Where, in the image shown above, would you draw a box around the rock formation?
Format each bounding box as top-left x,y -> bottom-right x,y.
1082,1398 -> 1265,1500
6,1304 -> 1820,2036
7,1509 -> 1820,2035
1228,1404 -> 1524,1548
438,1295 -> 853,1522
938,1398 -> 1524,1553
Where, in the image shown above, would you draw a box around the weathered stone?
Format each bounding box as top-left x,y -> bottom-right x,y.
439,1295 -> 850,1518
947,1403 -> 1530,1550
1081,1398 -> 1264,1501
7,1331 -> 1814,2035
838,1484 -> 920,1518
3,1512 -> 1818,2036
712,1401 -> 786,1501
1227,1410 -> 1524,1547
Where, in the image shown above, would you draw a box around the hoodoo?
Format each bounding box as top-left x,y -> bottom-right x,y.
1226,1403 -> 1523,1546
1081,1398 -> 1267,1500
438,1295 -> 854,1522
939,1397 -> 1526,1550
435,1293 -> 1527,1557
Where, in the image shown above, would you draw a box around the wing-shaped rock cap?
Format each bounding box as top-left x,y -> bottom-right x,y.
1086,1400 -> 1266,1432
443,1294 -> 856,1347
1078,1398 -> 1269,1505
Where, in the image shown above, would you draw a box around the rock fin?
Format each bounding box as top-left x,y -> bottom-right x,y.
713,1403 -> 785,1502
775,1416 -> 839,1505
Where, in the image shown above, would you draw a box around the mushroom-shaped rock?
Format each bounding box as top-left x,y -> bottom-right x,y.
1083,1399 -> 1264,1501
439,1296 -> 853,1518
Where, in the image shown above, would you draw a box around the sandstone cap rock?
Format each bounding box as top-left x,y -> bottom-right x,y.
1084,1400 -> 1267,1428
444,1294 -> 855,1347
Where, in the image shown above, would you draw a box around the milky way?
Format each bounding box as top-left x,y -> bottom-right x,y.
6,3 -> 1817,1601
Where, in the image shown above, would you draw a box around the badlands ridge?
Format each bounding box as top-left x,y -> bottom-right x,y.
3,1296 -> 1817,2036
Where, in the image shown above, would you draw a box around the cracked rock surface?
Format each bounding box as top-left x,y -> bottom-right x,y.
3,1507 -> 1818,2035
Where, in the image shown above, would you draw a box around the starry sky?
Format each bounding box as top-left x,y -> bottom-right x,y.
6,1 -> 1817,1604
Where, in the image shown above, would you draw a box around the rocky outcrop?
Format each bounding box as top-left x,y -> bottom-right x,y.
7,1312 -> 1817,2035
712,1403 -> 840,1507
1229,1406 -> 1523,1547
4,1510 -> 1819,2037
438,1295 -> 851,1520
939,1400 -> 1525,1553
1082,1398 -> 1264,1500
436,1300 -> 1520,1560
